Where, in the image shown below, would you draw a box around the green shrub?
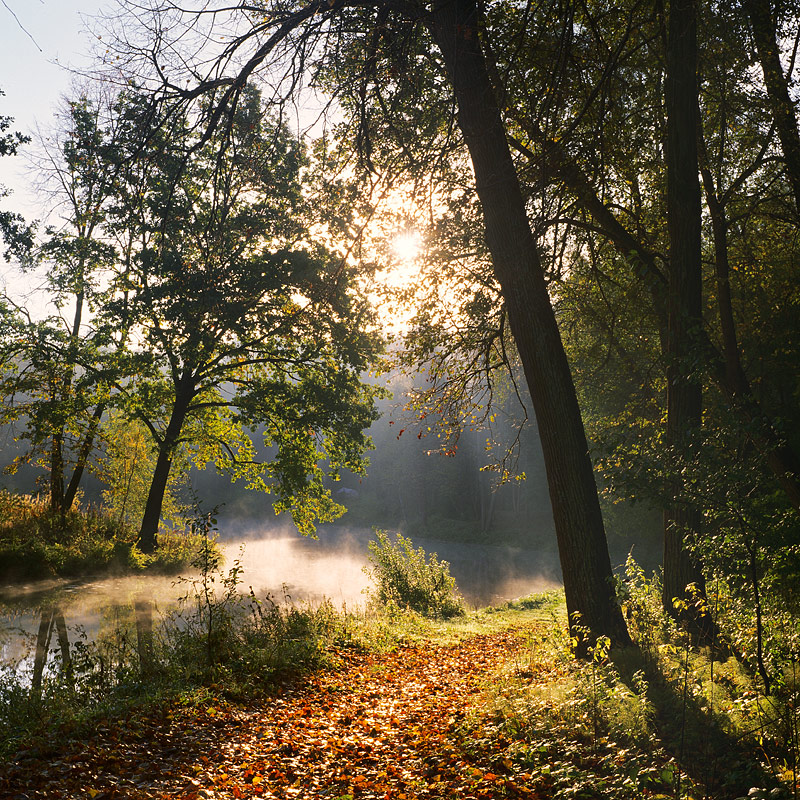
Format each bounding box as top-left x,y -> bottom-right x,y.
365,529 -> 464,618
0,490 -> 208,580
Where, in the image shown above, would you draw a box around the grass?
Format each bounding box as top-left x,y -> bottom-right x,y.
0,490 -> 212,582
0,548 -> 797,799
454,567 -> 797,799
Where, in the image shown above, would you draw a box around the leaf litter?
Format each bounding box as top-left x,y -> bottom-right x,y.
1,629 -> 552,800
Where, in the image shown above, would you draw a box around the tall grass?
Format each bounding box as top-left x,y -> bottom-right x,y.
0,490 -> 207,581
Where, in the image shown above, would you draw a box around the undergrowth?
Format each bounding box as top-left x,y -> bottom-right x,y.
0,490 -> 209,581
460,556 -> 797,799
364,528 -> 465,618
1,547 -> 798,800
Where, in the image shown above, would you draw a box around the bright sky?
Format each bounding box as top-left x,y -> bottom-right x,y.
0,0 -> 111,216
0,0 -> 424,319
0,0 -> 121,306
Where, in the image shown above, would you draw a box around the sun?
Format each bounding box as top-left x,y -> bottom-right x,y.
391,230 -> 422,263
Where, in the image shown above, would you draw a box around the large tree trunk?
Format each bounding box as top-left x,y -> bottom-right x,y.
138,377 -> 194,553
428,0 -> 630,649
745,0 -> 800,213
663,0 -> 707,617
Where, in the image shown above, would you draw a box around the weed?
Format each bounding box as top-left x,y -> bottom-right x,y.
0,490 -> 207,580
364,529 -> 465,618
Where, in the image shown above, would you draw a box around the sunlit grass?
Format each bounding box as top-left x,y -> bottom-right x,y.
0,490 -> 214,582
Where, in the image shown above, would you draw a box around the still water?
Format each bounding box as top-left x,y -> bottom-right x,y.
0,525 -> 561,668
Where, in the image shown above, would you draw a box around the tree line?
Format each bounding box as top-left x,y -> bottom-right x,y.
1,0 -> 799,658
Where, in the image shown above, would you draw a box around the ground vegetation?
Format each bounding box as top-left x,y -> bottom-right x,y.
0,542 -> 796,798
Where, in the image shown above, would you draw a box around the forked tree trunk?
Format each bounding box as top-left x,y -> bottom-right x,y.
428,0 -> 630,649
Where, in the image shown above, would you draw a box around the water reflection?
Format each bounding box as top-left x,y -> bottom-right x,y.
0,525 -> 562,670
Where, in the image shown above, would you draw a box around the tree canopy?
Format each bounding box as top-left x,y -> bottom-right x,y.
0,84 -> 384,551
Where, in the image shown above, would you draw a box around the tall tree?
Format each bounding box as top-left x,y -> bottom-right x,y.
425,0 -> 629,646
100,88 -> 382,552
104,0 -> 630,646
0,96 -> 120,514
662,0 -> 707,616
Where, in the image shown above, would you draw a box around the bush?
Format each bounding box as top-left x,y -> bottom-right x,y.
365,529 -> 464,618
0,490 -> 209,581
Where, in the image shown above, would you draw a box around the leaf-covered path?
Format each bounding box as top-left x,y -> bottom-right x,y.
2,629 -> 539,800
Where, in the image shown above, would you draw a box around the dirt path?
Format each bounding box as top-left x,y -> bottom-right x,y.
2,629 -> 539,800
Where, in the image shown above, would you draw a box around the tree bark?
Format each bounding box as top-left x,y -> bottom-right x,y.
138,376 -> 194,553
663,0 -> 707,617
428,0 -> 630,648
64,403 -> 106,512
744,0 -> 800,214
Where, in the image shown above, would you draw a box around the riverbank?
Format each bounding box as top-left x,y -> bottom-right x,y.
0,588 -> 795,799
0,492 -> 213,584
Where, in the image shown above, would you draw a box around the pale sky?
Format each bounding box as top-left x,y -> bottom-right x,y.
0,0 -> 113,303
1,0 -> 112,217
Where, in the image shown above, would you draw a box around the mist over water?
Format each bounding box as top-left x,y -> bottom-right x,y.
219,523 -> 561,609
0,523 -> 561,669
218,525 -> 374,607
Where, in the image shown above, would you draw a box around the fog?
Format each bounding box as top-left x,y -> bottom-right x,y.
0,371 -> 660,673
0,523 -> 560,674
218,524 -> 561,608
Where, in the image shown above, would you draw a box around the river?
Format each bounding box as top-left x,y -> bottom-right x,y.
0,525 -> 561,671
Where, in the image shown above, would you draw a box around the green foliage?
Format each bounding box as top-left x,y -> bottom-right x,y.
94,85 -> 384,544
164,583 -> 346,693
0,490 -> 207,580
98,412 -> 188,531
365,529 -> 464,618
462,565 -> 797,798
616,558 -> 799,794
